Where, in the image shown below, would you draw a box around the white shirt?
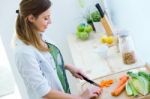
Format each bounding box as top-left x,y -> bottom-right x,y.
14,39 -> 64,99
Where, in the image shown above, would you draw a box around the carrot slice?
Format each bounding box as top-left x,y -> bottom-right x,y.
99,79 -> 114,88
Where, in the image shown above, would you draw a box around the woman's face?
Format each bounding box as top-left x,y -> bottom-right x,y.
31,8 -> 51,32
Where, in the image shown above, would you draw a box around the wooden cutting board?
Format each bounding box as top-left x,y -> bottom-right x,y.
82,65 -> 150,99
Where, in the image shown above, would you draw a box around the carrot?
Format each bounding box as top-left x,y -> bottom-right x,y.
111,75 -> 129,96
116,75 -> 128,89
108,79 -> 113,84
120,75 -> 129,80
111,82 -> 126,96
99,79 -> 114,88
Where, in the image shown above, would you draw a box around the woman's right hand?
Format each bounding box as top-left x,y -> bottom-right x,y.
80,86 -> 102,99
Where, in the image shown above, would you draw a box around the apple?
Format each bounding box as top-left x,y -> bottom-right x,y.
79,31 -> 89,40
77,23 -> 85,32
84,25 -> 93,33
80,23 -> 86,27
76,31 -> 81,38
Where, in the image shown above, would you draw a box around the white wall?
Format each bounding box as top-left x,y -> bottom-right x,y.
108,0 -> 150,62
0,0 -> 30,99
0,37 -> 15,96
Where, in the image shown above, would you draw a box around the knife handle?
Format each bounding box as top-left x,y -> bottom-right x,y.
78,73 -> 95,84
79,74 -> 93,83
78,73 -> 100,87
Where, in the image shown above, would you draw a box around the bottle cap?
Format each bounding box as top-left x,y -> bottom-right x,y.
118,30 -> 129,37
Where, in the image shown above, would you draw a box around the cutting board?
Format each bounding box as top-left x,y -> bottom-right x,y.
82,65 -> 150,99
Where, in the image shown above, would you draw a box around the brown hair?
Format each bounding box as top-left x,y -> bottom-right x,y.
16,0 -> 51,51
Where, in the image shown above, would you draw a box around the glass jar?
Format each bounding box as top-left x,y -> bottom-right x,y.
118,31 -> 136,64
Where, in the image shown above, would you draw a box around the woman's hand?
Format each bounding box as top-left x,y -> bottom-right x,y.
80,86 -> 102,99
65,64 -> 86,80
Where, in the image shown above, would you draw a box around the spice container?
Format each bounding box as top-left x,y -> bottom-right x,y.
118,31 -> 136,64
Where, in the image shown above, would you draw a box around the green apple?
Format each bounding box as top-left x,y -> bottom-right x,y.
79,32 -> 89,40
76,31 -> 81,38
84,25 -> 93,33
78,31 -> 89,40
77,23 -> 85,32
80,23 -> 86,27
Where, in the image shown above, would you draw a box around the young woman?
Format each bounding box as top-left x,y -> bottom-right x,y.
14,0 -> 102,99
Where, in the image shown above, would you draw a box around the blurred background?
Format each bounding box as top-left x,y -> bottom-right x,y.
0,0 -> 150,99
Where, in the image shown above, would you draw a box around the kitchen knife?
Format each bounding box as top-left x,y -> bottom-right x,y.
78,73 -> 100,87
95,3 -> 113,36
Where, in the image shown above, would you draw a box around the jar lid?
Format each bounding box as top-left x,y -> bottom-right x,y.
118,30 -> 129,37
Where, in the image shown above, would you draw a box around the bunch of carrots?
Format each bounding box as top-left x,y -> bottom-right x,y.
111,75 -> 129,96
99,79 -> 114,88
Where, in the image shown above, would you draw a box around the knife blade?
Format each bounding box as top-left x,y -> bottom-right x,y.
95,3 -> 104,18
78,73 -> 100,87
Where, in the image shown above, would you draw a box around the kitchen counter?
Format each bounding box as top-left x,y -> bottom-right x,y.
67,32 -> 145,92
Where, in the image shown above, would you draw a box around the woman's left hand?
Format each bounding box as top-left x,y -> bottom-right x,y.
65,64 -> 86,80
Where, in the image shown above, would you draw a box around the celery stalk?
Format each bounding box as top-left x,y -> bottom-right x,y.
126,81 -> 133,96
128,80 -> 138,96
138,71 -> 150,92
128,72 -> 149,95
138,71 -> 150,80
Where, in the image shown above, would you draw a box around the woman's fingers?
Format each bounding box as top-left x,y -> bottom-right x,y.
81,87 -> 100,99
90,93 -> 99,98
76,71 -> 89,80
93,88 -> 102,95
75,74 -> 83,80
90,85 -> 103,96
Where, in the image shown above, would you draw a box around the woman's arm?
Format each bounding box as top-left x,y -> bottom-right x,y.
43,88 -> 99,99
65,64 -> 86,79
43,89 -> 82,99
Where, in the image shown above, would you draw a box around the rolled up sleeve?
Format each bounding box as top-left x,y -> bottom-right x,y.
15,50 -> 51,97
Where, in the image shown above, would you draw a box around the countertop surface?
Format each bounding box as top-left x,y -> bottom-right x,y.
67,32 -> 145,91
